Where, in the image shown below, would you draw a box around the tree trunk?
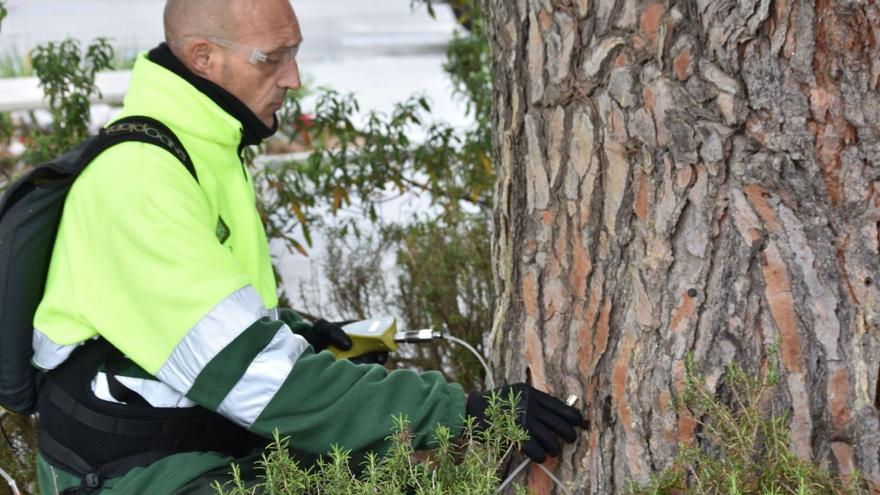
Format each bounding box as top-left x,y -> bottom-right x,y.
485,0 -> 880,493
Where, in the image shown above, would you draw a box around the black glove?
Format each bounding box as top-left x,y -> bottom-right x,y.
299,319 -> 353,353
466,383 -> 583,463
298,321 -> 389,364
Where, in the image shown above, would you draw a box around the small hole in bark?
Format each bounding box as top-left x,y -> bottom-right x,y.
874,364 -> 880,410
865,277 -> 873,286
687,288 -> 698,297
876,365 -> 880,411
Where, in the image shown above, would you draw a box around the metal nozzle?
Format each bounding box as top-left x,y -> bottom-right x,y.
393,329 -> 444,343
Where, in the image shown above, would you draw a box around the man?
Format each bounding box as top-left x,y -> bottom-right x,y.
31,0 -> 583,492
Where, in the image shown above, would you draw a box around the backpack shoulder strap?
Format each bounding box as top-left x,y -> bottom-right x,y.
85,116 -> 198,182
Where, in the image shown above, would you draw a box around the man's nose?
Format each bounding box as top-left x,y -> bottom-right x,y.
278,58 -> 301,91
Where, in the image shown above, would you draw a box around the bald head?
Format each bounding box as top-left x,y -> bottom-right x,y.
161,0 -> 303,126
164,0 -> 236,45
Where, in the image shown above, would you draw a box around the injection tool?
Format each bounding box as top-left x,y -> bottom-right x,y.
326,317 -> 444,361
326,317 -> 492,384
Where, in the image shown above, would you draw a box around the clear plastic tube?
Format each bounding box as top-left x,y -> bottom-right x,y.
536,463 -> 570,495
495,458 -> 529,493
0,466 -> 20,495
441,334 -> 494,389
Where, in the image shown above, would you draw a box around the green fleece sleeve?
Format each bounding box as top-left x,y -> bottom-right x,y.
184,316 -> 465,456
254,347 -> 466,455
278,308 -> 311,334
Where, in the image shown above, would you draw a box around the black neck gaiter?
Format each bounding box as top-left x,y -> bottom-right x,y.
148,43 -> 277,147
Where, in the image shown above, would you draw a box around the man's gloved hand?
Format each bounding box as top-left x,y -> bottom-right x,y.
466,383 -> 583,463
349,352 -> 389,365
307,320 -> 390,364
329,320 -> 389,364
279,310 -> 390,363
297,319 -> 353,353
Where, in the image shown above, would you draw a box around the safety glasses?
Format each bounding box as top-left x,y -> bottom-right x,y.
204,35 -> 299,72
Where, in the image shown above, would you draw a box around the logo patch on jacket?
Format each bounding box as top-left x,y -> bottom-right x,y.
216,216 -> 230,244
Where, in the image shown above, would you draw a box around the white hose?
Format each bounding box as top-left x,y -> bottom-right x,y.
0,466 -> 21,495
495,458 -> 529,493
441,334 -> 494,389
536,463 -> 571,495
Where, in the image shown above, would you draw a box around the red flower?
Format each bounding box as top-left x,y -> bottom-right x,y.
294,113 -> 314,132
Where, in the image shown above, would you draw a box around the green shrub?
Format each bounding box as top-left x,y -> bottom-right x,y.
386,212 -> 494,390
214,392 -> 529,495
23,37 -> 113,164
290,210 -> 493,391
627,353 -> 867,495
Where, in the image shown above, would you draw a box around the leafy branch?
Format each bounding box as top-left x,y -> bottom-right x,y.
24,37 -> 114,163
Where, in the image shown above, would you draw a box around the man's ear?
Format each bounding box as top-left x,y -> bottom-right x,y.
185,39 -> 215,76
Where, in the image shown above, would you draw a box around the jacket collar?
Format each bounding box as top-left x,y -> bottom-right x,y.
146,43 -> 277,147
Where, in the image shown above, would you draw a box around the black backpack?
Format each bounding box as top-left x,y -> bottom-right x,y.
0,116 -> 196,415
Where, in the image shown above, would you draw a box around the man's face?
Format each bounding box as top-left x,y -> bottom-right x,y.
216,0 -> 303,127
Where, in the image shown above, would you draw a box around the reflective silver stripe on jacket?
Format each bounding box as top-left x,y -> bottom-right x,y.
217,325 -> 308,428
92,372 -> 198,408
32,329 -> 81,370
156,285 -> 271,394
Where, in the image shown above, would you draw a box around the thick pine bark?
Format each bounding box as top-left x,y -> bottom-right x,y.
485,0 -> 880,493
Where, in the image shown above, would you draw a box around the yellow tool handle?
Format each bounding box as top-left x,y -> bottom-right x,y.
327,317 -> 399,360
